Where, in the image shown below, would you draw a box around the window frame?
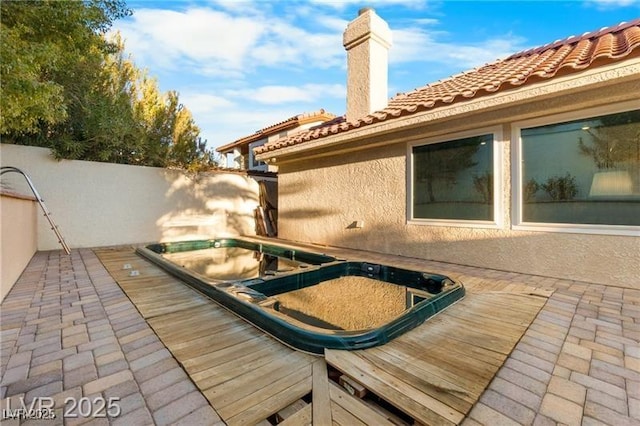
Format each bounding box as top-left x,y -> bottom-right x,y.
511,100 -> 640,236
406,126 -> 504,229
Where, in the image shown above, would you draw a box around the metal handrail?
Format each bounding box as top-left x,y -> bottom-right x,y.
1,166 -> 71,255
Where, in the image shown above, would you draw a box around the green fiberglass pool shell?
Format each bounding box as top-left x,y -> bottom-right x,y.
136,238 -> 465,354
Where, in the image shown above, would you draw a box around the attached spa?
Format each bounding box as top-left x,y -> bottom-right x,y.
137,238 -> 465,354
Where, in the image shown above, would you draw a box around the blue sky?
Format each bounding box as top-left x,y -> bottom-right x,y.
112,0 -> 640,150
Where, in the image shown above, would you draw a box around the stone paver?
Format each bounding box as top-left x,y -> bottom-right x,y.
2,244 -> 638,425
1,250 -> 222,425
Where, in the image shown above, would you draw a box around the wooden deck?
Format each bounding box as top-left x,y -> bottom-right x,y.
95,248 -> 549,425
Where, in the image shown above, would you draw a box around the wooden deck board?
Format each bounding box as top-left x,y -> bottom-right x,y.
217,364 -> 312,423
328,382 -> 395,426
95,248 -> 316,426
311,360 -> 332,426
279,403 -> 312,426
326,291 -> 547,425
95,247 -> 548,426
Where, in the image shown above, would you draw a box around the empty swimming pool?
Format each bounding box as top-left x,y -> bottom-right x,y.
137,238 -> 464,354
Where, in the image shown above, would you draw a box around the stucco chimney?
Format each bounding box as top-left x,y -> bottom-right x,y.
343,7 -> 392,122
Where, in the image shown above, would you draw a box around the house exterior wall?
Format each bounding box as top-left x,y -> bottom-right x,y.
276,76 -> 640,289
0,192 -> 38,303
0,144 -> 260,251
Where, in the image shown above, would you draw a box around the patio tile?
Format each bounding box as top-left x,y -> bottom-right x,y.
121,334 -> 158,353
630,397 -> 640,420
125,341 -> 166,363
111,406 -> 154,426
63,351 -> 94,371
129,348 -> 171,371
587,388 -> 628,415
467,402 -> 521,426
103,380 -> 140,401
6,369 -> 62,396
24,379 -> 62,404
0,364 -> 29,386
547,375 -> 586,405
118,328 -> 154,345
63,332 -> 90,349
97,359 -> 129,378
92,343 -> 121,358
152,390 -> 210,426
64,364 -> 98,390
29,359 -> 61,378
532,413 -> 556,426
7,351 -> 32,369
83,369 -> 133,395
170,405 -> 223,426
115,391 -> 146,416
592,349 -> 625,366
539,393 -> 583,426
570,371 -> 626,400
139,367 -> 185,396
510,349 -> 555,373
132,358 -> 178,383
626,355 -> 640,372
556,352 -> 590,374
49,385 -> 82,410
146,378 -> 196,411
513,341 -> 558,362
562,341 -> 593,360
584,400 -> 637,426
503,358 -> 552,384
18,335 -> 59,353
485,377 -> 542,410
496,366 -> 547,396
480,389 -> 536,424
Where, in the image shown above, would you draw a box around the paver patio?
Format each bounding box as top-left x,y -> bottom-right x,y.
1,244 -> 638,425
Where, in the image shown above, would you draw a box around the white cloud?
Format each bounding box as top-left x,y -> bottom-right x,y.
179,93 -> 235,115
309,0 -> 427,9
115,7 -> 266,75
224,84 -> 345,104
584,0 -> 639,8
247,17 -> 344,69
314,15 -> 349,32
114,5 -> 345,77
391,27 -> 527,69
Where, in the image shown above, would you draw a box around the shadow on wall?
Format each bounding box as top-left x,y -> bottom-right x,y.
156,170 -> 260,242
277,178 -> 334,221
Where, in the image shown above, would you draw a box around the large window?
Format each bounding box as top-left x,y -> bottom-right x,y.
519,109 -> 640,228
411,133 -> 496,223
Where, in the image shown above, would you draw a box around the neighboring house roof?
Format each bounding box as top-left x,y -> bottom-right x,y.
255,19 -> 640,155
216,109 -> 336,153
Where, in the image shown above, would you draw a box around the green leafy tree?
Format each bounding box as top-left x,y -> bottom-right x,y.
1,0 -> 130,136
1,1 -> 219,170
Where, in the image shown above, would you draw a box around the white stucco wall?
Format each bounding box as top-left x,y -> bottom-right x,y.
275,71 -> 640,289
0,192 -> 38,303
0,144 -> 260,251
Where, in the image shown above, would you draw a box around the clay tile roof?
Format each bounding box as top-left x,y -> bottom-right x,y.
255,19 -> 640,156
216,109 -> 336,153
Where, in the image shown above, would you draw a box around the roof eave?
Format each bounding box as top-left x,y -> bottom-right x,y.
256,58 -> 640,165
217,110 -> 337,154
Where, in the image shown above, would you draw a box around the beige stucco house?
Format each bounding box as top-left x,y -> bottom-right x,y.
255,10 -> 640,288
